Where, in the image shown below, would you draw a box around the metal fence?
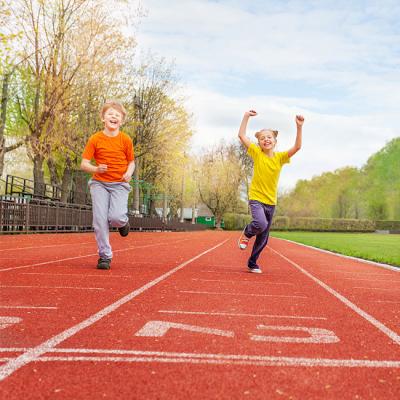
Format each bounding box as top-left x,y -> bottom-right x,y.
0,197 -> 207,233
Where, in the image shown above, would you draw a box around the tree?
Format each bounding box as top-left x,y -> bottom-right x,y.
198,143 -> 243,228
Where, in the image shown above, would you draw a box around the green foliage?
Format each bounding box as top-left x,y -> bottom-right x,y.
279,138 -> 400,220
223,213 -> 251,230
271,217 -> 375,232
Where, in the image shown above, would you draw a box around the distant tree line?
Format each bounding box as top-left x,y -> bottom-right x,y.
277,138 -> 400,221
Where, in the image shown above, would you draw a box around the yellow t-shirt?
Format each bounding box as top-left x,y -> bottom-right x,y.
247,143 -> 290,205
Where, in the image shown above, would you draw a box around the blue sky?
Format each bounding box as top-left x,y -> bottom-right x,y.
134,0 -> 400,189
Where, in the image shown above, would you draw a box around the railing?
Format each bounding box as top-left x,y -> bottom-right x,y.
0,197 -> 208,233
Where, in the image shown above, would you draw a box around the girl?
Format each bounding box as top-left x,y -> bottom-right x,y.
238,110 -> 304,273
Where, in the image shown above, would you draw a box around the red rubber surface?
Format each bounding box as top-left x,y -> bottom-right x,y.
0,231 -> 399,399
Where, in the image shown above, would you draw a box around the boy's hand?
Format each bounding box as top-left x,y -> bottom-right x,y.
97,164 -> 108,173
122,172 -> 132,182
296,115 -> 304,127
245,110 -> 257,117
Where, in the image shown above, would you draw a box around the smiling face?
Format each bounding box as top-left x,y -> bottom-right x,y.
102,107 -> 123,132
256,130 -> 277,152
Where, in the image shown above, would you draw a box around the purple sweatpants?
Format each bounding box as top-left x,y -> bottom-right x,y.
244,200 -> 275,269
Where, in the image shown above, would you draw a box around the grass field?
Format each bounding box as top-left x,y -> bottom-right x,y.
270,231 -> 400,268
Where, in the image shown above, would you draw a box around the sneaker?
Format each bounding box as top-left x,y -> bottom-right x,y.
238,229 -> 250,250
248,266 -> 262,274
118,221 -> 130,237
97,258 -> 111,270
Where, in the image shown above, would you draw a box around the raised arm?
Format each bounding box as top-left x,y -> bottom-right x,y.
287,115 -> 304,158
238,110 -> 257,149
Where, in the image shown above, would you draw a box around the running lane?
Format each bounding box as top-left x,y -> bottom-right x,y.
0,231 -> 399,399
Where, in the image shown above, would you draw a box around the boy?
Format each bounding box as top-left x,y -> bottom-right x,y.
237,110 -> 304,273
81,100 -> 135,270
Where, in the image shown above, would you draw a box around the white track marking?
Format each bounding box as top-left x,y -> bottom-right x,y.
191,278 -> 294,285
273,238 -> 399,272
20,273 -> 131,278
373,300 -> 400,304
1,347 -> 399,368
158,310 -> 327,320
0,239 -> 228,381
0,239 -> 189,272
352,287 -> 398,291
250,325 -> 339,344
344,278 -> 400,282
0,242 -> 93,253
325,271 -> 393,276
270,248 -> 400,345
0,317 -> 22,330
134,321 -> 234,338
0,306 -> 57,310
0,285 -> 104,291
180,290 -> 307,299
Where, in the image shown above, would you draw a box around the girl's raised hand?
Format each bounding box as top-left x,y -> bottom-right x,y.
296,115 -> 304,126
245,110 -> 258,117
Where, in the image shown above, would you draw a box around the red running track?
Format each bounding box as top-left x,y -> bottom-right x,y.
0,231 -> 399,399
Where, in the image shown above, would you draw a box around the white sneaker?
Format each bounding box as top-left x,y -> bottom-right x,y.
238,229 -> 250,250
248,267 -> 262,274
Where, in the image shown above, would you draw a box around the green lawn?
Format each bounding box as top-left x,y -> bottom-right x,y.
270,231 -> 400,268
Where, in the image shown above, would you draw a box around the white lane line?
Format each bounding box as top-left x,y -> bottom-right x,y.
325,271 -> 393,276
0,285 -> 104,291
191,278 -> 294,285
0,239 -> 229,381
270,248 -> 400,345
158,310 -> 327,320
0,242 -> 94,253
1,347 -> 399,368
344,278 -> 400,282
353,287 -> 398,291
200,270 -> 243,274
0,306 -> 57,310
0,239 -> 188,272
273,238 -> 399,272
373,300 -> 400,304
20,273 -> 131,278
180,290 -> 307,299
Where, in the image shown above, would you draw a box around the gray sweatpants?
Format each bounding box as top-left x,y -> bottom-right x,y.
89,179 -> 131,259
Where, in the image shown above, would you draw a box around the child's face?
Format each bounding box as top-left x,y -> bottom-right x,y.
257,131 -> 276,151
102,107 -> 123,131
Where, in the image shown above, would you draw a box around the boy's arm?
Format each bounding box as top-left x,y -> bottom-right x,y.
80,158 -> 107,174
287,115 -> 304,158
238,110 -> 257,149
122,160 -> 135,183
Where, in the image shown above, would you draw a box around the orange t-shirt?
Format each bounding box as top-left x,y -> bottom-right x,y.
82,131 -> 135,182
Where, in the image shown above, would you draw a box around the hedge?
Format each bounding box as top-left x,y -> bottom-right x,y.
222,213 -> 399,232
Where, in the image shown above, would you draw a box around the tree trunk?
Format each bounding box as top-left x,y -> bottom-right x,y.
162,192 -> 168,222
191,203 -> 196,224
60,166 -> 73,203
33,155 -> 45,196
132,158 -> 140,214
0,72 -> 10,178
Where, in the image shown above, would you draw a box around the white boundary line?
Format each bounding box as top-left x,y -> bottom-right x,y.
269,248 -> 400,345
1,348 -> 399,368
0,239 -> 228,381
0,239 -> 189,272
179,290 -> 307,299
273,237 -> 399,272
0,242 -> 93,253
158,310 -> 327,320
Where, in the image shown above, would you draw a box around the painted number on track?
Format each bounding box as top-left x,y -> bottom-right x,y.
0,317 -> 22,330
134,320 -> 339,344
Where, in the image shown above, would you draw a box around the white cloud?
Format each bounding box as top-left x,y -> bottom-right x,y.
135,0 -> 400,188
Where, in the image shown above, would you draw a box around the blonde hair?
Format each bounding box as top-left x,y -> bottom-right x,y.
255,129 -> 278,139
100,100 -> 127,123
